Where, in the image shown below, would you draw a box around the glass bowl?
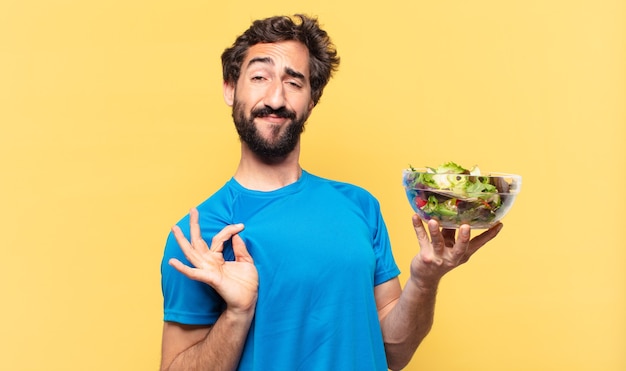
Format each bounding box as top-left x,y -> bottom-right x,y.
403,168 -> 522,229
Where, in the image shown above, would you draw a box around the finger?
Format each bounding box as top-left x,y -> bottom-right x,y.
189,208 -> 204,247
169,258 -> 212,284
457,225 -> 471,244
171,225 -> 192,251
428,219 -> 446,255
412,214 -> 431,249
468,222 -> 503,256
210,223 -> 245,252
171,225 -> 205,267
450,225 -> 471,261
232,234 -> 253,263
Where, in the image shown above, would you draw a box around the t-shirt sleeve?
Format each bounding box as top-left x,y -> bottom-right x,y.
161,223 -> 225,325
371,200 -> 401,286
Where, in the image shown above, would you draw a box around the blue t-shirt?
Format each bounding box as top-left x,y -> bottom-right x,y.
161,170 -> 401,370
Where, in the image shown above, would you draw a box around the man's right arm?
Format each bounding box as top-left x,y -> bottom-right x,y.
162,209 -> 258,370
160,307 -> 255,371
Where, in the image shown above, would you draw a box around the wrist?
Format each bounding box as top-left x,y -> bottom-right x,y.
224,301 -> 257,322
409,260 -> 442,291
408,273 -> 440,294
221,309 -> 255,334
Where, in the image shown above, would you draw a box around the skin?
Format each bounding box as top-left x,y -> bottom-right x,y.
160,40 -> 503,371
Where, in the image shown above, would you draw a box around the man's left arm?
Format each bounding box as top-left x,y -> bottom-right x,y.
376,215 -> 503,371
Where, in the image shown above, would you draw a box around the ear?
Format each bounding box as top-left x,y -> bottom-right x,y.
223,81 -> 235,107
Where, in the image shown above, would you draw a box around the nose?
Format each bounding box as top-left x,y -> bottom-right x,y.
263,80 -> 286,110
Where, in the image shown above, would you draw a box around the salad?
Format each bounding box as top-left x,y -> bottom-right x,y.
403,161 -> 514,227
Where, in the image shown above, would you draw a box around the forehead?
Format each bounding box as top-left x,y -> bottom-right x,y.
243,41 -> 310,76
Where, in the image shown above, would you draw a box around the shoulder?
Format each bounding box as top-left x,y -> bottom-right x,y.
171,180 -> 238,228
305,171 -> 381,208
163,180 -> 238,255
306,171 -> 376,198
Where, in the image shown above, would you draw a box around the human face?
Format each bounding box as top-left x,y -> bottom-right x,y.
224,41 -> 315,159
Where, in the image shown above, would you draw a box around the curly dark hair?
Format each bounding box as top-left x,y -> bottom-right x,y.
221,14 -> 340,106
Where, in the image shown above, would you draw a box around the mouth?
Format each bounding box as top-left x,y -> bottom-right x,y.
256,114 -> 291,125
252,107 -> 296,122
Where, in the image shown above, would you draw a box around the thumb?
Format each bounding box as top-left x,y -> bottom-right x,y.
232,233 -> 253,263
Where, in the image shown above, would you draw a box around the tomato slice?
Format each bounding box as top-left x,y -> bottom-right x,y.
415,196 -> 427,208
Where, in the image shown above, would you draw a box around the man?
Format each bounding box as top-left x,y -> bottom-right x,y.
160,14 -> 502,371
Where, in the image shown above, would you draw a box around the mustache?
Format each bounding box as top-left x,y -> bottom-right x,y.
251,106 -> 297,120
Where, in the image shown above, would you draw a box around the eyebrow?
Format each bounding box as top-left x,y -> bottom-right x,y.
247,56 -> 273,67
285,67 -> 305,81
247,57 -> 306,81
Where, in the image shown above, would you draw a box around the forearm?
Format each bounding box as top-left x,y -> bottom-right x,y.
380,277 -> 439,371
166,309 -> 254,371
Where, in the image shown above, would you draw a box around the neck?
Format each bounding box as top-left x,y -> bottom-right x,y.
234,143 -> 302,191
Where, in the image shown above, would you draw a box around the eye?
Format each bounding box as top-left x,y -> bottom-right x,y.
286,80 -> 302,89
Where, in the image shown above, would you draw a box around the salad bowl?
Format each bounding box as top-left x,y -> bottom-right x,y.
403,162 -> 522,229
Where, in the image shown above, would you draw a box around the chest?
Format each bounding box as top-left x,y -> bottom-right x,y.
231,191 -> 377,292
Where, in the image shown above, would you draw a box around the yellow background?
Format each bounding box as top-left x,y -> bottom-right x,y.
1,0 -> 624,370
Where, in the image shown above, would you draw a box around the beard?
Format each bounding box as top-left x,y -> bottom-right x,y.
232,100 -> 308,160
